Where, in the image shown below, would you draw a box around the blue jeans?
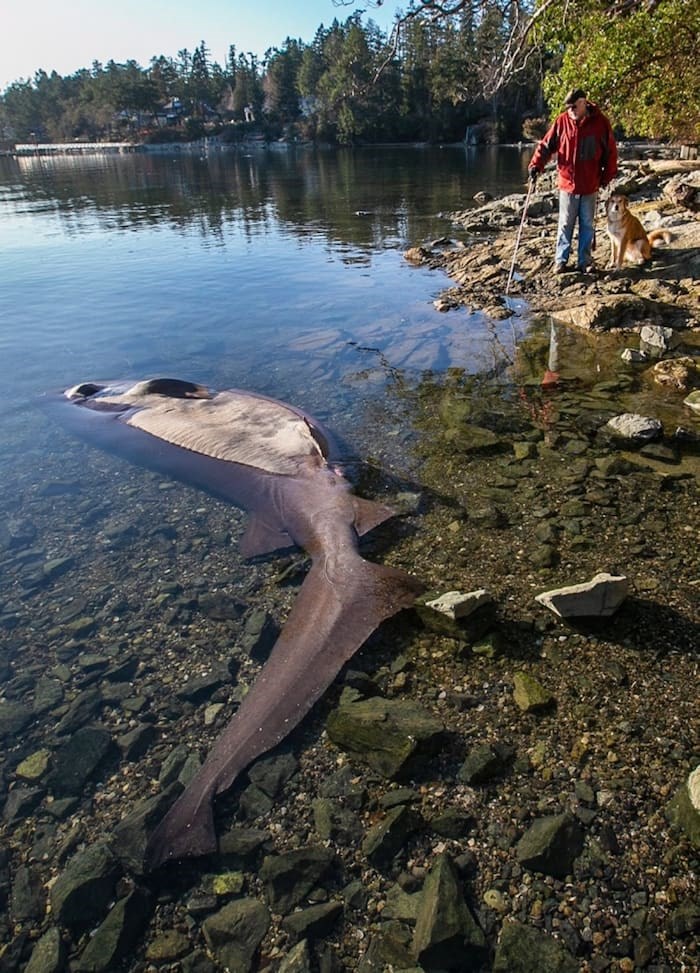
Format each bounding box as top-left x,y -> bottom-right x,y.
556,191 -> 597,267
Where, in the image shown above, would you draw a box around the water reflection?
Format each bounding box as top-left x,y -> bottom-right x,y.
5,144 -> 530,249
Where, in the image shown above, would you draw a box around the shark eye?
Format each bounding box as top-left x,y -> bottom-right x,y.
135,379 -> 210,399
72,382 -> 104,398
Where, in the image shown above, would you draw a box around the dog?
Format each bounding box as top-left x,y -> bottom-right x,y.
605,193 -> 673,268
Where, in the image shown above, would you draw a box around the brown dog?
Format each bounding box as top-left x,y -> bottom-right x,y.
606,193 -> 672,268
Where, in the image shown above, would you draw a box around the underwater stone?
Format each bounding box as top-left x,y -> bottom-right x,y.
282,901 -> 344,941
259,846 -> 337,914
50,842 -> 121,927
516,812 -> 584,878
667,764 -> 700,847
15,749 -> 52,781
412,853 -> 487,970
74,886 -> 152,972
512,673 -> 555,713
493,920 -> 578,972
24,927 -> 66,973
201,898 -> 270,971
326,695 -> 444,779
48,726 -> 114,796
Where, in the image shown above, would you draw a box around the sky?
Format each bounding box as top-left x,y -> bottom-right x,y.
0,0 -> 403,91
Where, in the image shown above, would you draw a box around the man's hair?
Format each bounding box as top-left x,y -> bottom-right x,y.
564,88 -> 587,106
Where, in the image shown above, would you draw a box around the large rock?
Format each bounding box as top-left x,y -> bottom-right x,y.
362,805 -> 422,866
55,687 -> 103,735
535,572 -> 628,618
684,389 -> 700,414
201,898 -> 270,971
281,901 -> 344,941
259,845 -> 337,914
108,783 -> 182,874
411,853 -> 487,970
647,356 -> 698,391
667,764 -> 700,847
312,798 -> 362,844
247,751 -> 298,798
277,940 -> 312,973
47,725 -> 114,796
516,812 -> 584,878
50,842 -> 121,927
458,742 -> 514,784
424,589 -> 493,620
604,414 -> 663,442
24,927 -> 66,973
74,887 -> 152,971
10,863 -> 45,921
326,694 -> 444,779
3,786 -> 43,824
549,295 -> 653,331
493,921 -> 578,972
0,701 -> 33,738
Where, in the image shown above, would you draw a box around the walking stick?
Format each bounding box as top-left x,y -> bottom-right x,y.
505,179 -> 535,296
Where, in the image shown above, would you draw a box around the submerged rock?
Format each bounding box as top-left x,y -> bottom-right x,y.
493,921 -> 578,972
535,572 -> 629,618
74,886 -> 152,972
0,700 -> 33,738
647,356 -> 698,391
326,693 -> 444,779
48,725 -> 114,796
667,764 -> 700,847
108,783 -> 182,875
516,812 -> 584,878
3,785 -> 44,823
282,901 -> 344,941
201,898 -> 270,971
24,927 -> 66,973
411,853 -> 487,970
259,845 -> 337,913
362,805 -> 422,866
50,842 -> 121,927
512,673 -> 555,713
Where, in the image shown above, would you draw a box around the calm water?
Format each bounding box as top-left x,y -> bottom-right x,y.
0,146 -> 531,411
0,144 -> 530,657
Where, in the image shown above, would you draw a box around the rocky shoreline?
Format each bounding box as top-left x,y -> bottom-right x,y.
1,155 -> 699,973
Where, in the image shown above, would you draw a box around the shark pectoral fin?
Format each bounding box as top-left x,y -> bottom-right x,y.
240,515 -> 294,558
351,495 -> 396,537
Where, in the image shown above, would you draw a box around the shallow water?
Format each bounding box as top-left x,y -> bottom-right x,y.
0,145 -> 533,647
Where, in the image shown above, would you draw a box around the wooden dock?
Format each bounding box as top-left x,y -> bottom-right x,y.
13,142 -> 138,156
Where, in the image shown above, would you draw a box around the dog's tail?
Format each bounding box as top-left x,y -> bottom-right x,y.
648,229 -> 673,248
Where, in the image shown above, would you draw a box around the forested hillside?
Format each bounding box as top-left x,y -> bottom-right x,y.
1,0 -> 696,146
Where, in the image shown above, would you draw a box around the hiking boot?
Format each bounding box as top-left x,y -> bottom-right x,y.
554,262 -> 568,274
578,262 -> 596,274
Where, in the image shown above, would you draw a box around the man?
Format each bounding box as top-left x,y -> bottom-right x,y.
528,88 -> 617,274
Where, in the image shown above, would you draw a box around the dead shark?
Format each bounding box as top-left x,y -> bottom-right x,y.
50,378 -> 423,869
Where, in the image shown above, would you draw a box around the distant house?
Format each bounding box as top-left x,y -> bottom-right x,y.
154,98 -> 185,127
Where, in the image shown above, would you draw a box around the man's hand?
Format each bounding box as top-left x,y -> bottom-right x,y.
528,168 -> 538,186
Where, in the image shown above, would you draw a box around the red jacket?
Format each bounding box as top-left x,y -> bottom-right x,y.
529,102 -> 618,195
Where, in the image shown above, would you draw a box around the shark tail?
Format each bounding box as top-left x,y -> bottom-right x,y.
145,554 -> 423,871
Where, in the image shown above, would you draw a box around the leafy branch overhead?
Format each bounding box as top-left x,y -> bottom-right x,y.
335,0 -> 698,139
